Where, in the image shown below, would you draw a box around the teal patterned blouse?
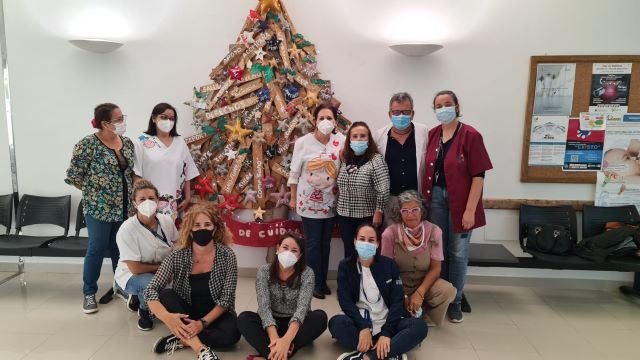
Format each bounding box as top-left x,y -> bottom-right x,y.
65,134 -> 135,222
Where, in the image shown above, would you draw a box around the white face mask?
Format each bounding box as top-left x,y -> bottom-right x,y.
113,121 -> 127,135
137,199 -> 157,217
157,119 -> 175,133
317,119 -> 335,135
277,250 -> 299,268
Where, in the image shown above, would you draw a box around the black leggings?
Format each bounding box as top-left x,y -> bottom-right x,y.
237,310 -> 328,358
159,288 -> 241,348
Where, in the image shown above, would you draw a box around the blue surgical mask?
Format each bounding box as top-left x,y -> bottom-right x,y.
350,141 -> 368,155
391,115 -> 412,131
355,241 -> 377,260
435,106 -> 456,124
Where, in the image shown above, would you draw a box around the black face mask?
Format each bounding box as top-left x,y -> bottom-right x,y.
192,229 -> 214,246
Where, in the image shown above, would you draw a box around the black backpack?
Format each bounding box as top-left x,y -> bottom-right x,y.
575,226 -> 640,262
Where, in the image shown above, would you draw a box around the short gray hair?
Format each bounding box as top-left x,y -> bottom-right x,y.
389,92 -> 414,110
387,190 -> 429,224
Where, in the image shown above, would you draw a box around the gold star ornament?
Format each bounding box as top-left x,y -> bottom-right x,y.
225,119 -> 254,147
259,0 -> 282,15
254,207 -> 266,220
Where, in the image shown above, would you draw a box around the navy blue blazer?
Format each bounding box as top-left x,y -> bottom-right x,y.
336,254 -> 405,338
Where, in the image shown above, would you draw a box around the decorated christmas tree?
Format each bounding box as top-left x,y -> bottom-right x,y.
184,0 -> 349,223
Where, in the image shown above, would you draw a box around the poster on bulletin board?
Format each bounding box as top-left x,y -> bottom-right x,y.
521,55 -> 640,184
589,63 -> 632,114
562,118 -> 605,171
595,113 -> 640,209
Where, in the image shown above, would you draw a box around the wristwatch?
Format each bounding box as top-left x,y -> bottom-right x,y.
199,318 -> 209,328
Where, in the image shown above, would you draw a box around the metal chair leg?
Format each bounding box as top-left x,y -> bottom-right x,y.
619,272 -> 640,299
0,256 -> 25,286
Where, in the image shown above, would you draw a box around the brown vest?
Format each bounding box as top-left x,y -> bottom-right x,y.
392,223 -> 436,295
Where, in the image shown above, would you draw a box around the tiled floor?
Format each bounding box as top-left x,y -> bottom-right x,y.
0,271 -> 639,360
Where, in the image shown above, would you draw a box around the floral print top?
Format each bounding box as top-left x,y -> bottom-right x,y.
65,134 -> 135,222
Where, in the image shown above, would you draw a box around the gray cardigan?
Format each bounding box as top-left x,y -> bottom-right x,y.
255,264 -> 314,329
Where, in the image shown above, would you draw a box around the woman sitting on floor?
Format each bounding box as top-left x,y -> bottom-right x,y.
329,224 -> 428,360
238,233 -> 328,360
144,204 -> 241,360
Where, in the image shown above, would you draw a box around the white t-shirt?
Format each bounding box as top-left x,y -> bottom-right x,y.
114,214 -> 179,289
287,132 -> 345,219
133,134 -> 200,220
355,265 -> 389,336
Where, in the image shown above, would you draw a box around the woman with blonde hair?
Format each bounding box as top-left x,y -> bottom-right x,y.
288,103 -> 345,299
144,204 -> 240,360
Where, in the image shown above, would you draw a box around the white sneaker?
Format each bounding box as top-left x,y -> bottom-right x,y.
197,346 -> 220,360
337,351 -> 364,360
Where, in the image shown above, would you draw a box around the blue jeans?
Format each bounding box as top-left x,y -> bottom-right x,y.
328,315 -> 427,359
301,216 -> 335,291
337,215 -> 372,259
124,273 -> 155,310
83,214 -> 122,296
430,186 -> 472,306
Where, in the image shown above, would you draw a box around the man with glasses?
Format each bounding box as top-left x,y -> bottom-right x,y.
375,92 -> 429,227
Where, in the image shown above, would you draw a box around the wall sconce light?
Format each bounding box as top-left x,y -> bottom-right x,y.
389,43 -> 443,56
69,39 -> 123,53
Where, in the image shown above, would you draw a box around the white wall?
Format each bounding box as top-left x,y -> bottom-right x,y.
2,0 -> 640,280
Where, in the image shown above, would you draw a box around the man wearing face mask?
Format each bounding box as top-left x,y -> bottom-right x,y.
375,93 -> 429,227
114,180 -> 179,330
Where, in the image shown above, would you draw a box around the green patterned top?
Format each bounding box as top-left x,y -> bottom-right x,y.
65,134 -> 135,222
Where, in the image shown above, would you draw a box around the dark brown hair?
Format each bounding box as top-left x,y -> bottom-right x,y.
145,103 -> 179,136
433,90 -> 461,117
93,103 -> 119,129
341,121 -> 379,164
313,103 -> 338,122
269,232 -> 306,289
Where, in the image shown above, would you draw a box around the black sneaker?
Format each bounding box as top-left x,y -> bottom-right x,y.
387,355 -> 408,360
137,308 -> 153,331
152,334 -> 184,354
461,293 -> 472,313
321,284 -> 332,295
127,295 -> 140,312
114,285 -> 129,302
197,346 -> 220,360
447,303 -> 464,323
83,294 -> 98,314
313,289 -> 326,299
337,351 -> 364,360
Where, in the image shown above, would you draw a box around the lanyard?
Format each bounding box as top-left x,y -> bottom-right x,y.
137,216 -> 169,246
358,262 -> 382,304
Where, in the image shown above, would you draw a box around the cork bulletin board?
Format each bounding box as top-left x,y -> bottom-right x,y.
521,55 -> 640,183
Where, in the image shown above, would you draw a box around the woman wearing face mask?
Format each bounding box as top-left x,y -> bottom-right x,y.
421,90 -> 493,323
329,224 -> 427,360
65,103 -> 134,314
337,122 -> 390,259
288,103 -> 345,299
237,233 -> 328,360
144,204 -> 241,360
114,179 -> 179,331
380,191 -> 456,327
133,103 -> 199,222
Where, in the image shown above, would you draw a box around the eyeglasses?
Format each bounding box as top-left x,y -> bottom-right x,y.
400,207 -> 421,216
159,115 -> 176,121
111,115 -> 127,124
390,110 -> 413,116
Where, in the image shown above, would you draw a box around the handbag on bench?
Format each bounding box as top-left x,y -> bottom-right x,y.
524,224 -> 574,255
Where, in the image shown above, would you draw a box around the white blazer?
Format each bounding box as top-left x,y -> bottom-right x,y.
374,122 -> 429,193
